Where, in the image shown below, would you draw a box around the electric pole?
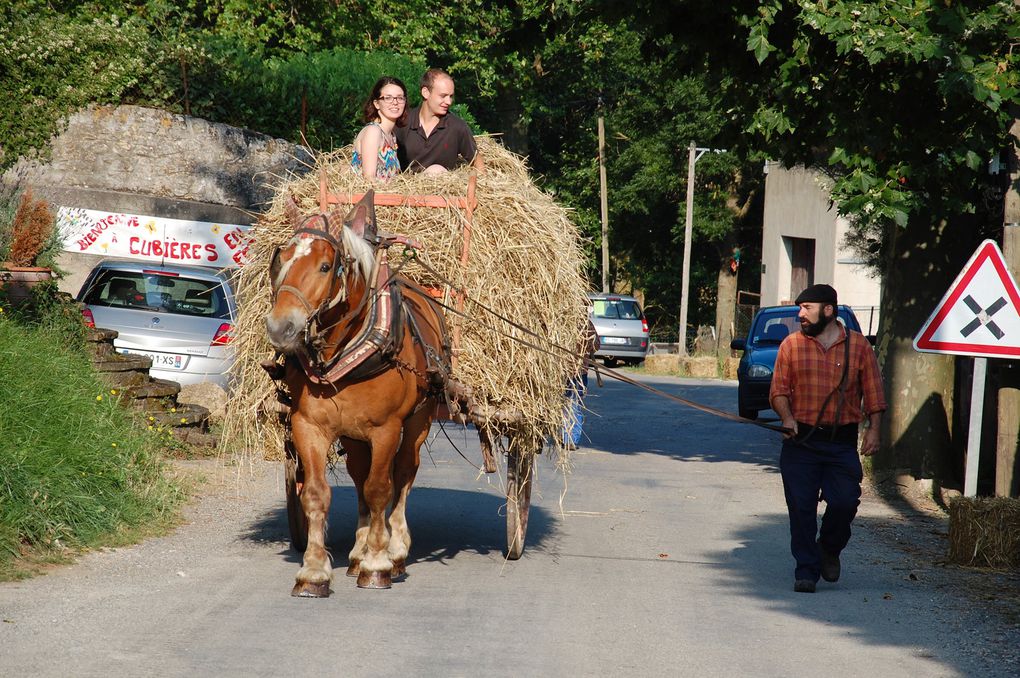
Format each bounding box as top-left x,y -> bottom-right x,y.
678,143 -> 726,356
598,114 -> 609,293
679,142 -> 696,355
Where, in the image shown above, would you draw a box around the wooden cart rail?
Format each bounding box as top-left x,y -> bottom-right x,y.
320,172 -> 477,370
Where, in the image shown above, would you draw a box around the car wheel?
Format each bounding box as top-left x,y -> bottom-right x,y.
625,358 -> 645,367
603,357 -> 619,368
739,408 -> 758,420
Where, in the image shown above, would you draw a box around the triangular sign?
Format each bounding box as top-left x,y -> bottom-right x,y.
914,239 -> 1020,359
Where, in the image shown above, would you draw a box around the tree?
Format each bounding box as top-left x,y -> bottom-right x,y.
620,0 -> 1019,484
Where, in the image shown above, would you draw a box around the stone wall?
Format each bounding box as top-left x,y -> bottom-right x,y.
2,105 -> 311,294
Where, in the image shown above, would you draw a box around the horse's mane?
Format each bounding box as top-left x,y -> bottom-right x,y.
340,225 -> 376,281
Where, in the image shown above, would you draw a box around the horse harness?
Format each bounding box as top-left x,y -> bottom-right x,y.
267,217 -> 451,403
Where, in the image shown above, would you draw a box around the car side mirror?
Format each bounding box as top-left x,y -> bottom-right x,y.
730,338 -> 746,351
866,335 -> 877,346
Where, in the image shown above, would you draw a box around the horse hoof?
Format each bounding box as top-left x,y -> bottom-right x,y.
346,560 -> 360,577
391,559 -> 406,577
291,580 -> 331,598
357,569 -> 392,589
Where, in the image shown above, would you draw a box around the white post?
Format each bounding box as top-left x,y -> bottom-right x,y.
678,141 -> 696,355
598,115 -> 610,294
964,357 -> 988,497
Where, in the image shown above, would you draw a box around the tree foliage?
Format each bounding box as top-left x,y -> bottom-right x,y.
706,0 -> 1016,249
0,4 -> 172,169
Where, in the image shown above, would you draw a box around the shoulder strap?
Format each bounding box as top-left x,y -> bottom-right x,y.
804,325 -> 854,443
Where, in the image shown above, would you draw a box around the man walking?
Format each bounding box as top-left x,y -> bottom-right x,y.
769,284 -> 887,593
396,68 -> 484,174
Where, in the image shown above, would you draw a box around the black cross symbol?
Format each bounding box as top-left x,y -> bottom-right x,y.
960,295 -> 1007,340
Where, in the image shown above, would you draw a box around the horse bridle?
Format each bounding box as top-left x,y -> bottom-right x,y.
271,214 -> 351,305
270,214 -> 362,355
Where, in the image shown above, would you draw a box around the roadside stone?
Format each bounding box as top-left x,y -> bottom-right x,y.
178,382 -> 228,423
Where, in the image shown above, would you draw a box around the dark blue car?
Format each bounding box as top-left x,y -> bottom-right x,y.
730,305 -> 869,420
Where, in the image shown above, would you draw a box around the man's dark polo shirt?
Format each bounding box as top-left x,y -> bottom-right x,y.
395,106 -> 478,172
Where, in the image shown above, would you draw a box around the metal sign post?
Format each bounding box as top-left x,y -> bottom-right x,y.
964,357 -> 988,497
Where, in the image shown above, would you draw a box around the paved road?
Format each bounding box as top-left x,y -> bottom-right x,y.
2,373 -> 1018,677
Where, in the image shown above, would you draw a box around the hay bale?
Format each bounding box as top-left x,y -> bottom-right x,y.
947,496 -> 1020,568
223,137 -> 590,465
643,354 -> 680,375
680,356 -> 718,379
721,357 -> 740,381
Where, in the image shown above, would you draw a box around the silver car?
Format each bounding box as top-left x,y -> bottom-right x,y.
77,260 -> 236,390
588,293 -> 649,367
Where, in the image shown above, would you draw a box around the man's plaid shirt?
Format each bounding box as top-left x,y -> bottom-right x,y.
769,325 -> 887,426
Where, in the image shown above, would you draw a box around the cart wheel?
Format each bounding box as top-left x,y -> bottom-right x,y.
505,449 -> 533,560
285,442 -> 308,553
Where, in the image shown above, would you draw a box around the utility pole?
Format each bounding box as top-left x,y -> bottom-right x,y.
996,115 -> 1020,497
598,114 -> 610,293
678,143 -> 727,356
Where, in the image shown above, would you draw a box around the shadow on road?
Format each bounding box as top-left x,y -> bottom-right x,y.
582,373 -> 780,468
243,484 -> 554,569
710,510 -> 1014,677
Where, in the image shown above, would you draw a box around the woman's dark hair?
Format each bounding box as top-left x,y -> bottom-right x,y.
361,76 -> 408,125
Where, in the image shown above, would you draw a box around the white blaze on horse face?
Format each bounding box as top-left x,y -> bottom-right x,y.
274,235 -> 314,288
293,235 -> 313,258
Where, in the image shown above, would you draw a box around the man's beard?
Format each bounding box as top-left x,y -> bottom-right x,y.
801,313 -> 834,337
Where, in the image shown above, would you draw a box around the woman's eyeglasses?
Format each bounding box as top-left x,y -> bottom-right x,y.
377,95 -> 406,103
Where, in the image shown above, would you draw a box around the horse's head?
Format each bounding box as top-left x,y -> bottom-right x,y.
265,191 -> 379,354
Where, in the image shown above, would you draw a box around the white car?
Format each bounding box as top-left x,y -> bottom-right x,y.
588,293 -> 649,367
77,260 -> 236,390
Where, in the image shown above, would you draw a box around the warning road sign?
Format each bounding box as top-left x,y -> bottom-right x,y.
914,240 -> 1020,359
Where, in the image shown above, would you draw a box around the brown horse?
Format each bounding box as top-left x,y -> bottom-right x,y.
265,191 -> 449,596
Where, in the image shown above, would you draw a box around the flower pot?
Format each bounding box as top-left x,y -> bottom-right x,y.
0,264 -> 54,305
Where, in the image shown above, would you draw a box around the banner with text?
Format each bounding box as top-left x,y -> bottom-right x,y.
56,207 -> 252,268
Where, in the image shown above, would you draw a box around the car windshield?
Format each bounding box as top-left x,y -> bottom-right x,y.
750,307 -> 861,346
592,299 -> 642,320
81,269 -> 231,320
751,315 -> 798,345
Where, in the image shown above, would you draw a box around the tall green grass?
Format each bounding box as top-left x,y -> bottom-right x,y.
0,310 -> 184,576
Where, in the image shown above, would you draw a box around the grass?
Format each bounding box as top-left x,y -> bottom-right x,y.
0,302 -> 186,579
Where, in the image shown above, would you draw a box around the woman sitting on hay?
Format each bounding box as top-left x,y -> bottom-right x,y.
350,76 -> 407,181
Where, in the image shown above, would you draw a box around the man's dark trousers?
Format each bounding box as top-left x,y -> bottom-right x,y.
780,436 -> 863,582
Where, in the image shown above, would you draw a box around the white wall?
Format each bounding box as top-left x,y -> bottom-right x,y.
760,163 -> 881,332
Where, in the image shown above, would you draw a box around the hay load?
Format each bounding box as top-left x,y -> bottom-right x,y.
225,137 -> 591,464
947,496 -> 1020,569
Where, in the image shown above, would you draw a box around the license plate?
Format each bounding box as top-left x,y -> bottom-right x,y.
118,348 -> 187,370
602,337 -> 628,345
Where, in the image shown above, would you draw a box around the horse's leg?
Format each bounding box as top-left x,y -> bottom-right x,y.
342,437 -> 370,578
357,422 -> 402,589
290,415 -> 333,598
388,407 -> 431,577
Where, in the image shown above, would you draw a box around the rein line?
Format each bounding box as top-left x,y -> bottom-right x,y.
275,236 -> 789,436
398,249 -> 791,435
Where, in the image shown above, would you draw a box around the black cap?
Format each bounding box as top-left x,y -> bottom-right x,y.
794,284 -> 837,306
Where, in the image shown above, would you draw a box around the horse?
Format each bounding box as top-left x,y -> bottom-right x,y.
265,191 -> 450,596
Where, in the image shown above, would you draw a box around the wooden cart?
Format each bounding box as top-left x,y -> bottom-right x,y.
280,173 -> 536,560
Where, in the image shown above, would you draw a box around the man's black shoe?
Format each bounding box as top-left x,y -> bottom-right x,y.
819,544 -> 841,583
794,579 -> 816,593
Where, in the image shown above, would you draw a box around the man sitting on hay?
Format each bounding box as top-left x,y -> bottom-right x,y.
396,68 -> 486,176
